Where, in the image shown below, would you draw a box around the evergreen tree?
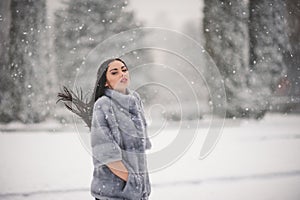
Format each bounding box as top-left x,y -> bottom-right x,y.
6,0 -> 52,123
203,0 -> 252,118
249,0 -> 291,114
54,0 -> 139,88
286,0 -> 300,103
0,0 -> 13,122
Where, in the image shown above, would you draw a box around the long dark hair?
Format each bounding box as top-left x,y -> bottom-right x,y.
56,58 -> 127,130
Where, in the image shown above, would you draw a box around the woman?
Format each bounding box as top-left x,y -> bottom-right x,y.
57,58 -> 152,200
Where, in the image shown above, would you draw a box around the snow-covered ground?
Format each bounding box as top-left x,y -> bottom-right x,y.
0,113 -> 300,200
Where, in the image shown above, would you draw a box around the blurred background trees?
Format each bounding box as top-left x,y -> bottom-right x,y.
0,0 -> 55,123
203,0 -> 299,119
0,0 -> 141,124
54,0 -> 139,87
0,0 -> 299,124
248,0 -> 291,117
203,0 -> 251,118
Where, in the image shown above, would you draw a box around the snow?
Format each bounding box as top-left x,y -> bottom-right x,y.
0,113 -> 300,200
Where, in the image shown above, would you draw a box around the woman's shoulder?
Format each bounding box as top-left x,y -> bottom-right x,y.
131,90 -> 141,101
93,95 -> 111,110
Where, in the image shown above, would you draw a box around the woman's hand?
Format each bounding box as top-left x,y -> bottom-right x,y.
106,160 -> 129,181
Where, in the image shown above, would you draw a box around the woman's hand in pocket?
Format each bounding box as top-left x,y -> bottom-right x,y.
106,160 -> 129,181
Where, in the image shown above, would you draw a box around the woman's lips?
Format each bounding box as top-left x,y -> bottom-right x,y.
120,77 -> 127,83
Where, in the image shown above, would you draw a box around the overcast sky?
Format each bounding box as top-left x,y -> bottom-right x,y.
47,0 -> 203,30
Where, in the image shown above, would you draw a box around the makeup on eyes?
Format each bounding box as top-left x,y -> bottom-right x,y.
109,66 -> 128,74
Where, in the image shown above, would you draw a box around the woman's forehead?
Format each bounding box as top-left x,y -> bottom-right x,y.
108,60 -> 126,69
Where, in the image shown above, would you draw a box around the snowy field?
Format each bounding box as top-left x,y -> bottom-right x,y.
0,113 -> 300,200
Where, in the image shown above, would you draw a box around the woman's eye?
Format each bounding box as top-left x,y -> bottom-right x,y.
122,69 -> 128,72
111,72 -> 117,75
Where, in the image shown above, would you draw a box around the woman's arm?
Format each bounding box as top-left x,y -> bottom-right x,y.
107,160 -> 129,181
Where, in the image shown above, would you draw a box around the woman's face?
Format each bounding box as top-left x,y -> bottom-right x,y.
105,60 -> 130,94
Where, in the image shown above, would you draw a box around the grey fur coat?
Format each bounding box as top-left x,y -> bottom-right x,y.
90,88 -> 152,200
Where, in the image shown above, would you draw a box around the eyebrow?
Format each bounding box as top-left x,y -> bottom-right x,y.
109,66 -> 127,72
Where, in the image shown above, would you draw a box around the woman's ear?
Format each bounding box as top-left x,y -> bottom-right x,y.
105,82 -> 111,88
